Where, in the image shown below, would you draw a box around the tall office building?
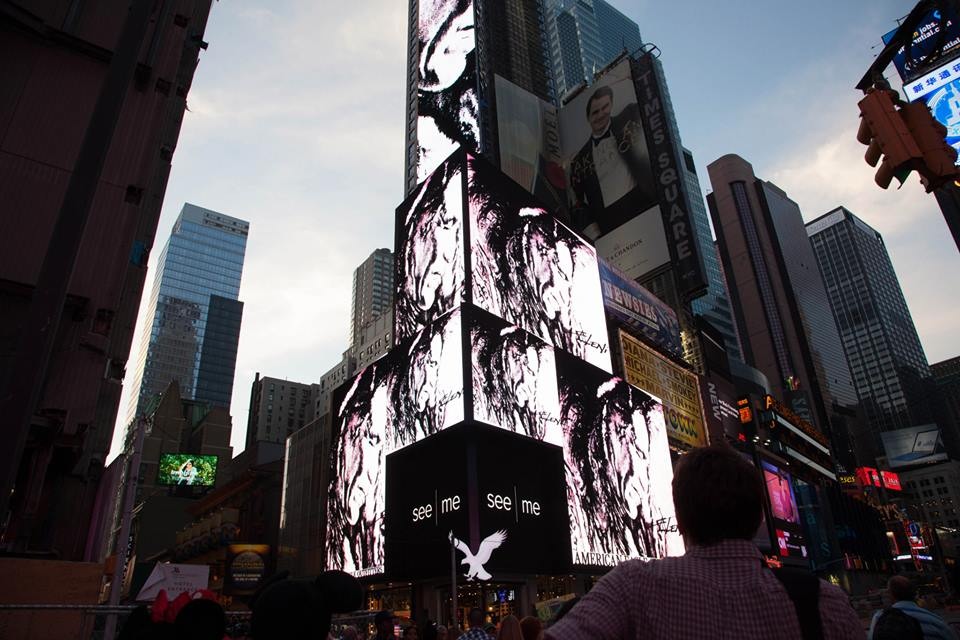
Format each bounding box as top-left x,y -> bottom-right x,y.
125,204 -> 248,427
246,374 -> 316,450
807,207 -> 938,463
708,156 -> 860,461
349,248 -> 394,347
543,0 -> 643,97
0,0 -> 214,559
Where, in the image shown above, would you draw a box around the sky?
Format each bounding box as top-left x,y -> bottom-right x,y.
108,0 -> 960,461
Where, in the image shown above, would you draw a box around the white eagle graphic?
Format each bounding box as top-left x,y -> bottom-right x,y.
448,529 -> 507,581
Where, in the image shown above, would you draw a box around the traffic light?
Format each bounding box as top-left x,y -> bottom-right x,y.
857,88 -> 921,188
899,100 -> 960,192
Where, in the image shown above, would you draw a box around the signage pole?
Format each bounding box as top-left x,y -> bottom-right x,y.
451,536 -> 458,629
103,416 -> 148,640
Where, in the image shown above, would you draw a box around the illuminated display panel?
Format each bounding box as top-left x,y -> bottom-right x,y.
470,308 -> 563,446
415,0 -> 479,182
157,453 -> 218,487
760,460 -> 807,560
396,156 -> 466,342
881,424 -> 948,468
385,424 -> 570,581
903,58 -> 960,166
556,351 -> 682,567
468,154 -> 611,372
558,57 -> 657,240
325,309 -> 464,576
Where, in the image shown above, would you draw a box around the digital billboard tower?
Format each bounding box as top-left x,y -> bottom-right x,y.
325,149 -> 683,582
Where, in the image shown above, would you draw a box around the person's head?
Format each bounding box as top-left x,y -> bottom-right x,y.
403,624 -> 420,640
173,598 -> 225,640
586,86 -> 614,136
671,445 -> 764,547
888,575 -> 917,602
519,616 -> 542,640
250,571 -> 365,639
495,615 -> 522,640
375,610 -> 395,636
341,626 -> 359,640
467,607 -> 484,629
435,624 -> 448,640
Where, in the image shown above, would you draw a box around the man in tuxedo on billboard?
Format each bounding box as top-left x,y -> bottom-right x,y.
569,85 -> 656,239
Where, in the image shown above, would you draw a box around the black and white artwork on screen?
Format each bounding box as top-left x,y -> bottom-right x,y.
467,155 -> 611,372
556,353 -> 682,566
416,0 -> 479,182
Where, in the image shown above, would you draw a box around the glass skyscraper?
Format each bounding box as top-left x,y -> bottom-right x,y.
807,207 -> 937,463
125,203 -> 248,427
544,0 -> 643,97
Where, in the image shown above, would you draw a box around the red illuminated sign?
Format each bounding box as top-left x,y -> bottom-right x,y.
856,467 -> 882,488
880,470 -> 902,491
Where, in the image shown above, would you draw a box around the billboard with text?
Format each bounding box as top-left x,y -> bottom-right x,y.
882,424 -> 948,468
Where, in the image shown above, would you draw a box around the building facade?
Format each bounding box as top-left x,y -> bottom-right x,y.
707,155 -> 860,466
245,374 -> 316,450
349,248 -> 394,349
125,204 -> 248,428
543,0 -> 642,98
807,207 -> 938,464
0,0 -> 214,559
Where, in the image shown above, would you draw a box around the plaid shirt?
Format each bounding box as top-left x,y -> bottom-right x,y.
546,540 -> 863,640
461,628 -> 494,640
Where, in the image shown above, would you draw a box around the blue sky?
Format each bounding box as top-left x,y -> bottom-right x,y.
108,1 -> 960,459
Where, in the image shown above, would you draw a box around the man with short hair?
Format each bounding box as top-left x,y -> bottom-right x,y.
374,610 -> 397,640
461,607 -> 493,640
545,445 -> 864,639
868,575 -> 957,639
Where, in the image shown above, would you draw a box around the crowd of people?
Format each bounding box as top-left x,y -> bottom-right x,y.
118,444 -> 960,640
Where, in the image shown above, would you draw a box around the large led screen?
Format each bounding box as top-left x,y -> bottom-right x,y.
883,9 -> 960,82
470,308 -> 563,446
881,424 -> 948,468
600,262 -> 681,359
467,153 -> 612,372
761,460 -> 807,560
385,424 -> 570,581
494,74 -> 567,214
558,57 -> 657,241
396,156 -> 466,342
904,59 -> 960,166
556,351 -> 682,567
415,0 -> 479,182
325,309 -> 464,576
157,453 -> 218,487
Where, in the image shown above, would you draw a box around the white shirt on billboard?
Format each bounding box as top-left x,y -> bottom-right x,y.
591,125 -> 636,208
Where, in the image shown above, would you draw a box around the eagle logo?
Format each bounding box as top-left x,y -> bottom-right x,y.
448,529 -> 507,581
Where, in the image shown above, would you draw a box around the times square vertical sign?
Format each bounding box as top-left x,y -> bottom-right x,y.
630,54 -> 707,300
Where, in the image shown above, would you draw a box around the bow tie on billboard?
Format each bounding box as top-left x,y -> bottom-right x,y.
592,129 -> 613,146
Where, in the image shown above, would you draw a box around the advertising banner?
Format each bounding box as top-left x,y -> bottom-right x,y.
618,330 -> 706,448
881,471 -> 902,492
494,74 -> 567,213
883,8 -> 960,82
903,58 -> 960,167
594,205 -> 670,280
599,260 -> 680,358
156,454 -> 217,487
558,57 -> 659,241
224,544 -> 270,596
760,461 -> 808,561
414,0 -> 479,183
135,563 -> 209,601
630,54 -> 708,299
385,424 -> 570,581
881,424 -> 948,468
699,373 -> 741,443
